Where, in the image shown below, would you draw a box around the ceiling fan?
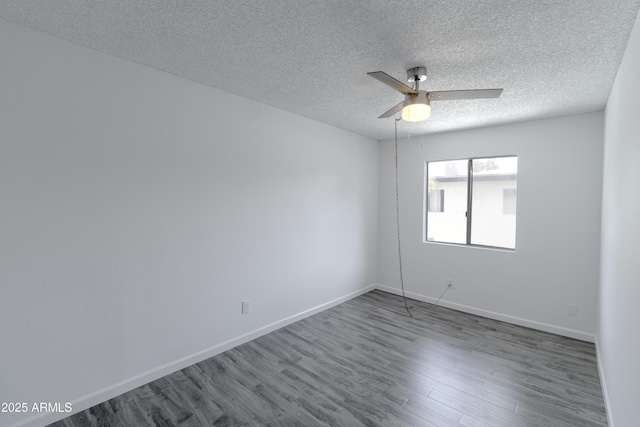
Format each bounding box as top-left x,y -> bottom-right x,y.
368,66 -> 503,122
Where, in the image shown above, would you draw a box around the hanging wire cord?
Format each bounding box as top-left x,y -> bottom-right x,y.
395,118 -> 413,317
394,120 -> 450,313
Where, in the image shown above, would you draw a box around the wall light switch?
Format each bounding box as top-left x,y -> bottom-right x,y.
568,304 -> 578,316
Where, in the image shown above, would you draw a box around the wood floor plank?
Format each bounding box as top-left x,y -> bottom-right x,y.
427,388 -> 535,427
405,391 -> 464,422
402,399 -> 462,427
49,291 -> 607,426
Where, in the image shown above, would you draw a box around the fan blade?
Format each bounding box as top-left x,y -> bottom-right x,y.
378,101 -> 404,119
429,88 -> 503,101
368,71 -> 418,95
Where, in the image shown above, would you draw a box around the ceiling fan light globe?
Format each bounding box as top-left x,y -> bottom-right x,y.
402,103 -> 431,122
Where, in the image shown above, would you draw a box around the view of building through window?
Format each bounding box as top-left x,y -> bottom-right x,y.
426,156 -> 517,249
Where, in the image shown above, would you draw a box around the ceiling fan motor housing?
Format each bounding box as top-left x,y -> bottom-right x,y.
405,91 -> 430,105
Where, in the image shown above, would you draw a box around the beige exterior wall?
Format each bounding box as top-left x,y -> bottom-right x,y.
427,177 -> 517,248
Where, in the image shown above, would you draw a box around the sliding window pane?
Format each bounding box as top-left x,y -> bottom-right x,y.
426,160 -> 468,244
470,157 -> 517,249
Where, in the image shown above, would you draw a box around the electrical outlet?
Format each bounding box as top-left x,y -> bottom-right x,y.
447,278 -> 454,288
242,300 -> 251,314
568,304 -> 578,316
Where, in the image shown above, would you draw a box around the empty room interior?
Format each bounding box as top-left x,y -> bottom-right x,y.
1,2 -> 639,427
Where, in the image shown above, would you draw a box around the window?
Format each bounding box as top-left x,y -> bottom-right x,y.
425,156 -> 517,249
428,189 -> 444,212
503,188 -> 517,215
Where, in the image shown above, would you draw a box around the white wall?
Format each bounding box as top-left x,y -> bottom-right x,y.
599,9 -> 640,427
0,20 -> 378,426
378,112 -> 603,340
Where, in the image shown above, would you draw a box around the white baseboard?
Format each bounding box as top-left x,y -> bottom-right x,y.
11,285 -> 376,427
594,337 -> 614,427
375,284 -> 595,343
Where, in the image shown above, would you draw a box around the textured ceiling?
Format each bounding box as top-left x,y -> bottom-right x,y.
1,1 -> 639,140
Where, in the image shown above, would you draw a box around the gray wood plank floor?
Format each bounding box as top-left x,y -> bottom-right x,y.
49,291 -> 607,426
